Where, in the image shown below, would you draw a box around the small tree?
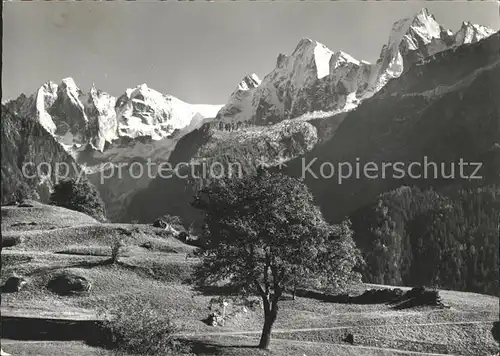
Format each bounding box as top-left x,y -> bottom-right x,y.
50,178 -> 106,221
192,169 -> 362,349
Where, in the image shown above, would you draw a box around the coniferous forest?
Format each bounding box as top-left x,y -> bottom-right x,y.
350,184 -> 499,296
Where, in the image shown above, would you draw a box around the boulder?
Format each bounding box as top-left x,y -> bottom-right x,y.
47,273 -> 92,295
3,276 -> 27,292
405,286 -> 426,298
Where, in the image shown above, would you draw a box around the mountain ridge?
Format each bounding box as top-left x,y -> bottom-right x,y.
9,79 -> 223,156
215,8 -> 495,125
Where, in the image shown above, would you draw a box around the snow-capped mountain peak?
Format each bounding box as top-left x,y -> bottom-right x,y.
285,38 -> 336,79
360,9 -> 496,97
9,79 -> 223,154
407,8 -> 442,46
454,21 -> 496,46
293,38 -> 315,52
216,37 -> 365,124
384,8 -> 443,62
214,8 -> 495,126
57,77 -> 89,124
114,83 -> 221,140
60,77 -> 80,91
124,83 -> 154,99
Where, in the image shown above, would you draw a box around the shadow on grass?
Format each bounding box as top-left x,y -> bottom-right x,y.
191,285 -> 243,297
293,289 -> 351,303
182,339 -> 260,355
26,258 -> 116,276
84,335 -> 261,355
2,316 -> 103,342
1,235 -> 22,248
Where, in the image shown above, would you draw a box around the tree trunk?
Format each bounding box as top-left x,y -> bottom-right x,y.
258,310 -> 277,349
258,316 -> 274,349
292,284 -> 297,300
258,297 -> 278,350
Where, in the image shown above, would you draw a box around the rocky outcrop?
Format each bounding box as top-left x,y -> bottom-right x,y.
126,118 -> 319,224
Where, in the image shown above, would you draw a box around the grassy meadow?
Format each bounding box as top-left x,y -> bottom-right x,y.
1,201 -> 498,355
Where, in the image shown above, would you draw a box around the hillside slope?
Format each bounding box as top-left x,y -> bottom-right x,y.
1,200 -> 99,231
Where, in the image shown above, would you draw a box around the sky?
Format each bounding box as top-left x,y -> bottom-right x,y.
3,1 -> 499,104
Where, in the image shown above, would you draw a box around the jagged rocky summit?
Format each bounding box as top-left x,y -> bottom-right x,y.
215,8 -> 495,125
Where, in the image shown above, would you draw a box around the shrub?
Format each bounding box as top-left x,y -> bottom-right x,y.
50,178 -> 106,221
97,294 -> 184,355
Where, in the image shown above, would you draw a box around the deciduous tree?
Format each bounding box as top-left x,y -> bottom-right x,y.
192,169 -> 362,349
